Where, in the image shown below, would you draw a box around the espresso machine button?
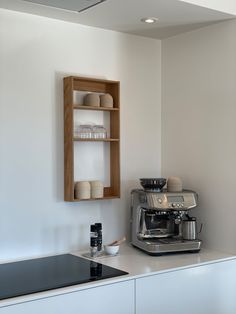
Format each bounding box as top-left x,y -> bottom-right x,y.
172,203 -> 177,208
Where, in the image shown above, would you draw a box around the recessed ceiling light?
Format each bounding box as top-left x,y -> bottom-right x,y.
141,17 -> 159,24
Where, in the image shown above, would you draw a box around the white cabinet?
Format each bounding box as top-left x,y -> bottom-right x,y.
0,280 -> 135,314
2,259 -> 236,314
136,259 -> 236,314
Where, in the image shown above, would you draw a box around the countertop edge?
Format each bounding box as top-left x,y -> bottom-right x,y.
0,247 -> 235,309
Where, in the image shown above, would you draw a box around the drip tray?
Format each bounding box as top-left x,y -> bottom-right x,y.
139,230 -> 174,239
155,238 -> 185,244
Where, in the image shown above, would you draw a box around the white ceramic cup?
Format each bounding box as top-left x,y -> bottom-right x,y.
104,245 -> 120,255
100,93 -> 113,108
83,93 -> 100,107
75,181 -> 91,199
90,181 -> 104,198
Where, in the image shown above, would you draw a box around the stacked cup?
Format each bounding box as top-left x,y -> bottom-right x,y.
75,181 -> 91,199
74,180 -> 104,199
83,93 -> 100,107
83,93 -> 113,108
100,94 -> 113,108
90,181 -> 104,198
167,176 -> 183,192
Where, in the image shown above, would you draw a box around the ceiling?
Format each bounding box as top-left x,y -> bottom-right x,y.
0,0 -> 235,39
22,0 -> 107,12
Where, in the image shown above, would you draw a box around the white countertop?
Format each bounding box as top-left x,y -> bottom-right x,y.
0,244 -> 235,308
78,244 -> 236,278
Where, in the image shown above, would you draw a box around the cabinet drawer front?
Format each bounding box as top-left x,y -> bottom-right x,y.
136,259 -> 236,314
0,280 -> 134,314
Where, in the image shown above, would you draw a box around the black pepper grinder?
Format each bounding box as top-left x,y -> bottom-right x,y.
90,224 -> 98,257
95,223 -> 102,252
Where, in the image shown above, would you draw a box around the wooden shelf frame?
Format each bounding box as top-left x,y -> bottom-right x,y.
64,76 -> 120,202
73,138 -> 119,142
73,105 -> 119,111
72,195 -> 120,202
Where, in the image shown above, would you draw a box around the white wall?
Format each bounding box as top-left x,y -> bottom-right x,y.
0,9 -> 162,261
162,20 -> 236,253
179,0 -> 236,15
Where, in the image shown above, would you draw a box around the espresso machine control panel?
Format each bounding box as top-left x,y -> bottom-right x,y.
146,190 -> 197,210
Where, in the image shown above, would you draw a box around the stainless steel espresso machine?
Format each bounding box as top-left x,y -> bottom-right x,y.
130,179 -> 202,255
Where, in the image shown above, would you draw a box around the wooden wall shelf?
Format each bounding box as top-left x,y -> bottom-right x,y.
64,76 -> 120,202
73,138 -> 119,142
72,195 -> 120,202
73,105 -> 119,111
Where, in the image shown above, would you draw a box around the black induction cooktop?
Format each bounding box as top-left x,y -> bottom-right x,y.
0,254 -> 128,301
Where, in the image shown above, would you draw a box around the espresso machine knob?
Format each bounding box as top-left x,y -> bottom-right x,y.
172,203 -> 176,208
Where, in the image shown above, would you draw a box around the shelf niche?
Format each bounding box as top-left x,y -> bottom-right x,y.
64,76 -> 120,202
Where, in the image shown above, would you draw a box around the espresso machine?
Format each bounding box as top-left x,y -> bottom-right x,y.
130,178 -> 202,255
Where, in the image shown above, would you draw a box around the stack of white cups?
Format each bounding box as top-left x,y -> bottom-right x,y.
167,176 -> 183,192
90,181 -> 104,198
75,181 -> 91,199
74,181 -> 104,199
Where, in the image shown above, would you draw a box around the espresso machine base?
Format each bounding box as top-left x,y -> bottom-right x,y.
132,238 -> 202,255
